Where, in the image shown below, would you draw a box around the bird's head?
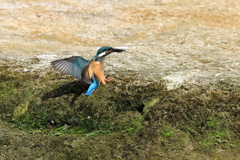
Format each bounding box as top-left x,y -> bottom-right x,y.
93,46 -> 125,61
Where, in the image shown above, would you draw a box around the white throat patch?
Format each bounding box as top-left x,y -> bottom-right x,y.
98,51 -> 106,57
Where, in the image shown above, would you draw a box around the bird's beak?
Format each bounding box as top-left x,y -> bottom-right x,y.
112,48 -> 126,52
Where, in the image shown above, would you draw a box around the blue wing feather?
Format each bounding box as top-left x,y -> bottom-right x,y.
51,56 -> 89,80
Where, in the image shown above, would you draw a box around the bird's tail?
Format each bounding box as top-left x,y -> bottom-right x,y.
85,78 -> 99,96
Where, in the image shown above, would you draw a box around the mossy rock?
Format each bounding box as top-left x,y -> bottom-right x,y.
13,101 -> 29,118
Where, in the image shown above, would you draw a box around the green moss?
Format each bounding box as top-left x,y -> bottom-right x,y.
206,116 -> 226,138
121,114 -> 144,134
1,69 -> 240,159
0,81 -> 18,100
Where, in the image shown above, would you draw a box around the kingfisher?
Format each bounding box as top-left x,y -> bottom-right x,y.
51,46 -> 126,96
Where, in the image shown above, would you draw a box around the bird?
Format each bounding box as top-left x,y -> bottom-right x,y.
51,46 -> 126,96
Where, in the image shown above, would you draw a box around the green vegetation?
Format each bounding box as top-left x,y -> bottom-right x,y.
162,127 -> 174,138
0,68 -> 240,159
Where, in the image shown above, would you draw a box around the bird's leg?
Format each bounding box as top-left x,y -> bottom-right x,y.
105,74 -> 114,82
105,77 -> 114,82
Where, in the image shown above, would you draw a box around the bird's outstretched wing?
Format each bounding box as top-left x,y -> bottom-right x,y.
51,56 -> 89,80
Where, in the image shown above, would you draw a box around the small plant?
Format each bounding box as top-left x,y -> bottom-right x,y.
162,128 -> 174,138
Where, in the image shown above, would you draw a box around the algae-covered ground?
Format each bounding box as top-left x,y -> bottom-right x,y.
1,0 -> 240,159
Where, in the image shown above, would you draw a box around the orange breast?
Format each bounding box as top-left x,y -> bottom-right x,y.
86,60 -> 106,85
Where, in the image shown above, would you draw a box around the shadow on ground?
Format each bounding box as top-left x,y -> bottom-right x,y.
41,80 -> 89,104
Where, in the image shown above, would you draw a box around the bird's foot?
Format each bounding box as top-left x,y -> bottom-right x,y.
105,77 -> 114,82
105,74 -> 114,82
